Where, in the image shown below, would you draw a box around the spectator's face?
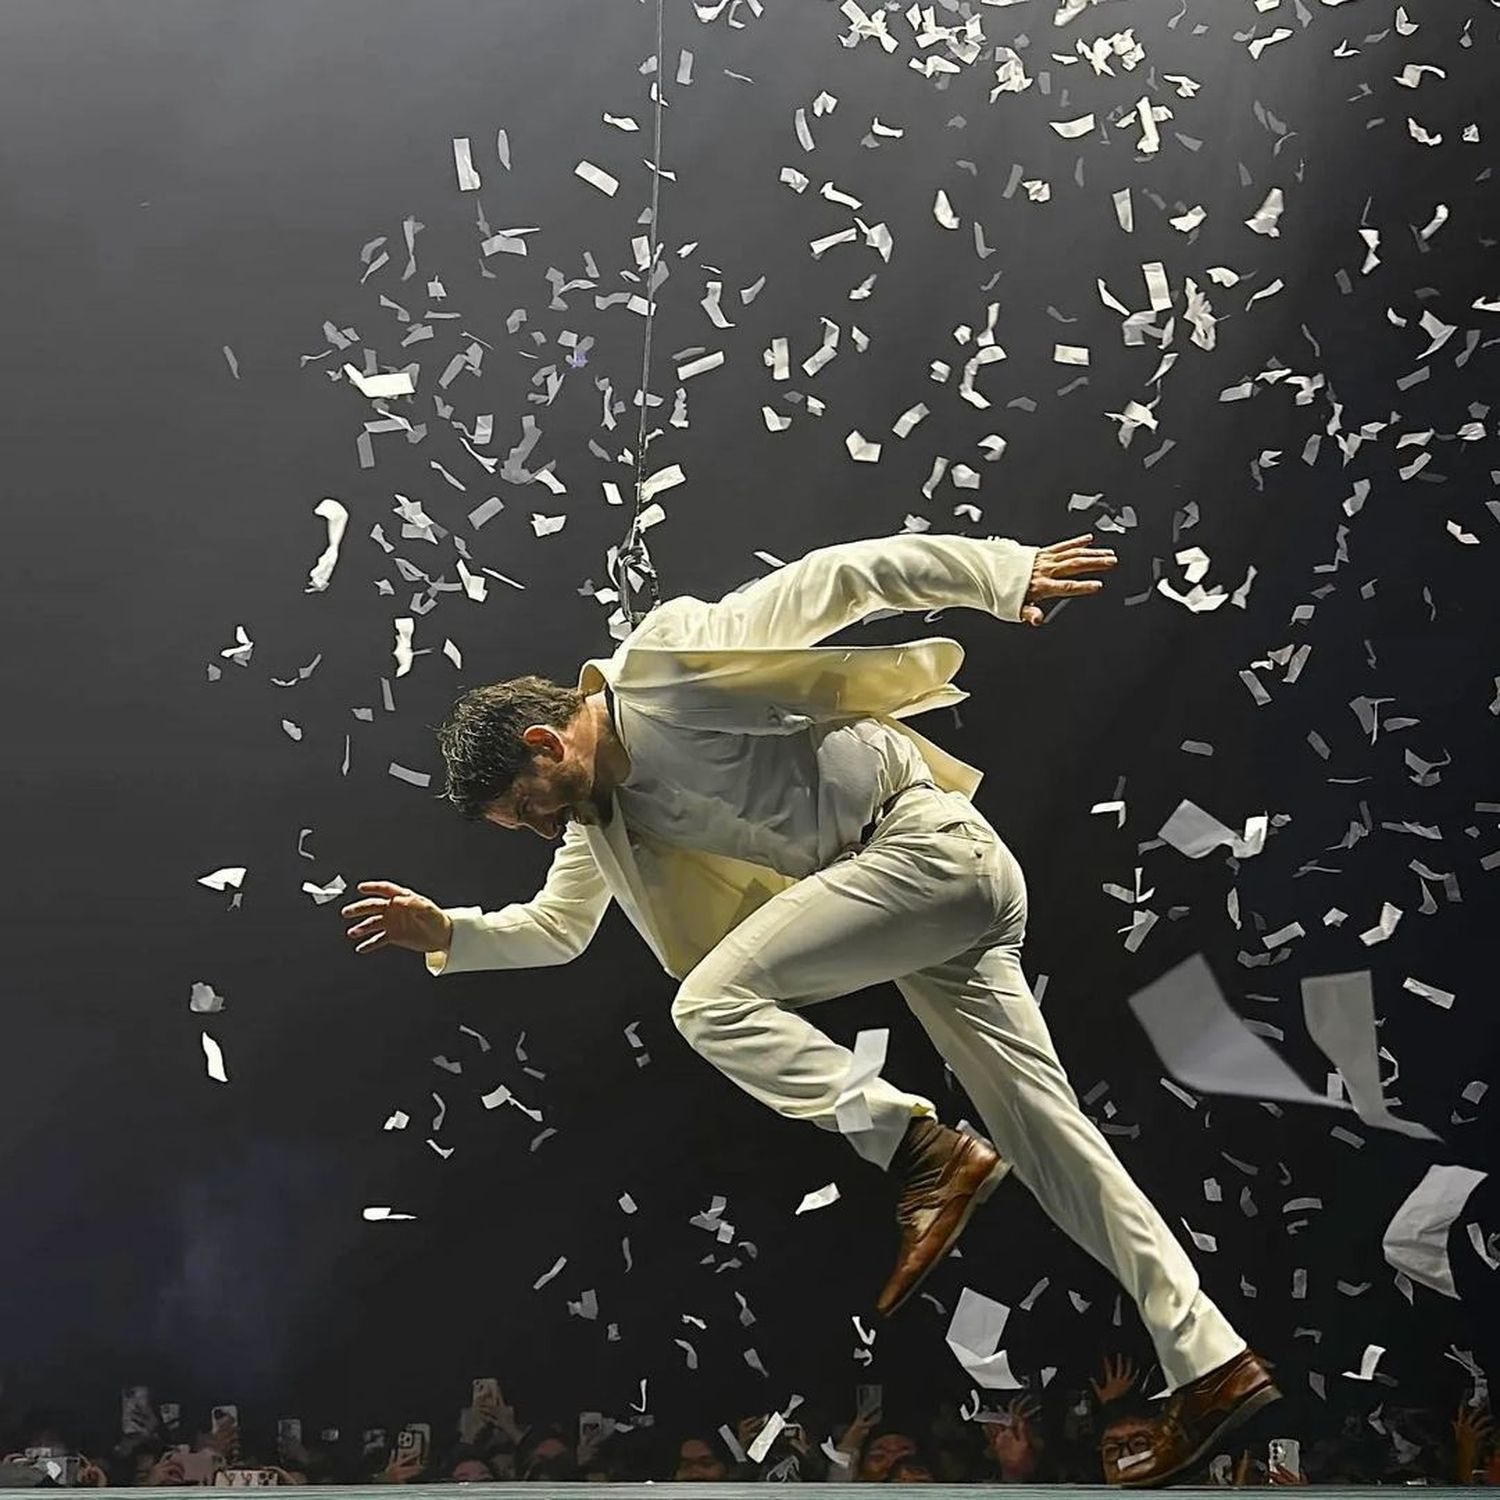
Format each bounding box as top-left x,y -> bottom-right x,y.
674,1439 -> 728,1481
889,1457 -> 936,1482
986,1418 -> 1040,1479
450,1459 -> 492,1483
1100,1415 -> 1155,1482
860,1434 -> 917,1481
527,1437 -> 569,1469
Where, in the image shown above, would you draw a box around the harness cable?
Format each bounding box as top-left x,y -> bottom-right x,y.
607,0 -> 669,634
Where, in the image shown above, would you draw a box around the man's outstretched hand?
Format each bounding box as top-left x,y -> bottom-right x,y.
340,881 -> 453,955
1022,532 -> 1119,626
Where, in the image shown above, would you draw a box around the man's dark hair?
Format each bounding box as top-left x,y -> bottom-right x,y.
433,675 -> 586,820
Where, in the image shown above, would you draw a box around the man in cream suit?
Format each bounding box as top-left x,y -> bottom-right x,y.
341,530 -> 1280,1485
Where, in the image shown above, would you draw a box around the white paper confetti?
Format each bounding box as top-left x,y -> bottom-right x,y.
201,1032 -> 228,1083
1383,1165 -> 1488,1297
1342,1344 -> 1386,1381
574,160 -> 620,196
945,1287 -> 1022,1388
795,1182 -> 841,1214
1245,186 -> 1285,236
1049,113 -> 1096,139
452,137 -> 481,192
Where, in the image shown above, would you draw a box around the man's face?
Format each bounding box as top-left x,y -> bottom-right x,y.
674,1439 -> 727,1481
483,721 -> 600,839
450,1459 -> 491,1483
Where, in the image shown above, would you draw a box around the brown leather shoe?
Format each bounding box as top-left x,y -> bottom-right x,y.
1114,1348 -> 1282,1487
874,1117 -> 1009,1317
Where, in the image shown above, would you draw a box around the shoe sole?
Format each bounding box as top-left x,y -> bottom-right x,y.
1118,1380 -> 1283,1489
879,1156 -> 1011,1317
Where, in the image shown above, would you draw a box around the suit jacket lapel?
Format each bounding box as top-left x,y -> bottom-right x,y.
580,805 -> 673,973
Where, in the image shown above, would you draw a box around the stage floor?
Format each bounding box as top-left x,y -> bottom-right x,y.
73,1488 -> 1477,1497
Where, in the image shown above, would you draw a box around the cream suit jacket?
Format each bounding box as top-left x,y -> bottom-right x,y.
426,532 -> 1039,983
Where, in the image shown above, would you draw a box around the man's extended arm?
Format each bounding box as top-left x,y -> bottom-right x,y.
425,822 -> 612,977
691,532 -> 1039,650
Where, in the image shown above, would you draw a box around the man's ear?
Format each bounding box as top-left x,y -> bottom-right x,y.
521,725 -> 563,759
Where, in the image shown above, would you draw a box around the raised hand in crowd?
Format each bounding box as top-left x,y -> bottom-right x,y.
999,1393 -> 1043,1427
374,1445 -> 426,1484
734,1412 -> 764,1455
831,1406 -> 879,1467
1091,1351 -> 1141,1407
574,1422 -> 606,1472
482,1384 -> 524,1447
277,1429 -> 313,1472
146,1452 -> 187,1486
1453,1400 -> 1494,1484
984,1395 -> 1046,1483
204,1413 -> 241,1465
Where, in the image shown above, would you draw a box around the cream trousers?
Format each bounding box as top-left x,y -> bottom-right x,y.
671,784 -> 1246,1391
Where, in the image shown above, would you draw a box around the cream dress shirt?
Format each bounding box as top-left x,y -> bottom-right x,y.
606,685 -> 931,880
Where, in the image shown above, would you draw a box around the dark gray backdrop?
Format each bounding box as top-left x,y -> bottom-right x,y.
2,0 -> 1496,1444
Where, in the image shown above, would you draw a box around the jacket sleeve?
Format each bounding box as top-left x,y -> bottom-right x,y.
424,822 -> 613,977
697,532 -> 1039,649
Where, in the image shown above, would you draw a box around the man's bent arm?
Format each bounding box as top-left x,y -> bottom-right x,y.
425,823 -> 612,977
700,532 -> 1039,650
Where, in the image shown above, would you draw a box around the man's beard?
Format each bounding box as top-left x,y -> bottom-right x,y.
569,764 -> 612,826
581,782 -> 613,826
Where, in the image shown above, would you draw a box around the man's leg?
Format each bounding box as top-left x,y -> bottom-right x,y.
671,814 -> 1010,1169
887,816 -> 1278,1484
675,793 -> 1273,1480
896,927 -> 1245,1392
672,810 -> 1016,1310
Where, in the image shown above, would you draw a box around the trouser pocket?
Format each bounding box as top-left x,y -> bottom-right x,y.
935,817 -> 992,840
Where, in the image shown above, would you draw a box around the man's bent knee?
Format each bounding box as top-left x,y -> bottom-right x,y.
669,985 -> 701,1039
671,979 -> 729,1040
671,973 -> 760,1043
